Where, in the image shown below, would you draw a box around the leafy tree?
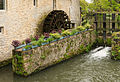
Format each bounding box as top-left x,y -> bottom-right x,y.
80,0 -> 120,12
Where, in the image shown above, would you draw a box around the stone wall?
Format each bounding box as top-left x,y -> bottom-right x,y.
111,32 -> 120,60
12,29 -> 96,76
0,0 -> 81,66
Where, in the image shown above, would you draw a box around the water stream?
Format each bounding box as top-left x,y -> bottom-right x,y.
0,47 -> 120,82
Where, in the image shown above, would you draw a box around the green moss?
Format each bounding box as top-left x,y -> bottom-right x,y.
58,46 -> 61,51
66,43 -> 71,52
85,44 -> 92,53
40,55 -> 46,59
64,53 -> 71,59
30,54 -> 33,57
12,54 -> 26,75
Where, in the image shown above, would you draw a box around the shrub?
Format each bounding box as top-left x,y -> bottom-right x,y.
22,40 -> 25,44
31,41 -> 38,46
50,33 -> 62,39
12,40 -> 21,47
76,26 -> 86,31
46,37 -> 55,43
62,30 -> 71,36
106,38 -> 112,47
70,29 -> 79,35
30,35 -> 36,41
81,20 -> 87,26
97,38 -> 104,46
37,38 -> 45,46
24,45 -> 32,50
40,35 -> 45,39
85,23 -> 91,29
25,38 -> 31,44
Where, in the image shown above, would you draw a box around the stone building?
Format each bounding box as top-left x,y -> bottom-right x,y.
0,0 -> 81,66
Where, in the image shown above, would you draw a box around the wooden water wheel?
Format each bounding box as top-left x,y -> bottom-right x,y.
43,10 -> 69,32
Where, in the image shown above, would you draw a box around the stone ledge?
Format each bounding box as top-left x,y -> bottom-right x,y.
12,30 -> 96,76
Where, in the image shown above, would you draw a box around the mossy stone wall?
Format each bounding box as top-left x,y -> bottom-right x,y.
111,32 -> 120,60
12,29 -> 96,76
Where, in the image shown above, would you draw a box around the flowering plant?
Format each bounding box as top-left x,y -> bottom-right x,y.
25,38 -> 31,44
12,40 -> 21,47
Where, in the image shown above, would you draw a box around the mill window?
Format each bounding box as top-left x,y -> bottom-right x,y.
33,0 -> 37,6
0,27 -> 4,34
0,0 -> 5,10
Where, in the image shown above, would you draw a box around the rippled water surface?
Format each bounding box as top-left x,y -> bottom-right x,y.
0,47 -> 120,82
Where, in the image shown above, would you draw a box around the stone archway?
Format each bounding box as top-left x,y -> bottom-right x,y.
43,10 -> 69,33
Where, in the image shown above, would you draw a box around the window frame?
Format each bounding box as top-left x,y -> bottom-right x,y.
33,0 -> 37,7
0,0 -> 6,11
0,26 -> 4,34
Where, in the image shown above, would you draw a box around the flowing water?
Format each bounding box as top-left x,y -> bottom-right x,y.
0,47 -> 120,82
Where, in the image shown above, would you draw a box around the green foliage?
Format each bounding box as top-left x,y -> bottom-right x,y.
37,37 -> 45,46
85,44 -> 92,52
30,35 -> 36,41
111,51 -> 116,56
76,26 -> 86,31
80,0 -> 120,15
50,33 -> 62,39
106,38 -> 112,47
81,20 -> 88,26
85,23 -> 91,29
62,30 -> 71,36
70,29 -> 79,35
80,0 -> 89,18
97,38 -> 104,46
31,41 -> 38,46
40,35 -> 45,39
22,41 -> 25,44
24,45 -> 32,50
46,37 -> 55,43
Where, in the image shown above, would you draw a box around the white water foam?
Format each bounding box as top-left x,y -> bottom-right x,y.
90,47 -> 111,59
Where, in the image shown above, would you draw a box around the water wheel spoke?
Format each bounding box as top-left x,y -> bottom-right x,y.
43,10 -> 69,32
